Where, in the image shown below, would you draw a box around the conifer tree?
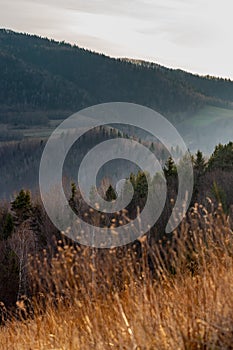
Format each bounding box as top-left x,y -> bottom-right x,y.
135,171 -> 148,199
164,157 -> 177,177
105,185 -> 117,202
194,150 -> 206,174
11,190 -> 32,225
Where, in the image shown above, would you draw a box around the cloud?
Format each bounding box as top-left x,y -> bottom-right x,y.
1,0 -> 233,78
22,0 -> 190,20
0,0 -> 65,34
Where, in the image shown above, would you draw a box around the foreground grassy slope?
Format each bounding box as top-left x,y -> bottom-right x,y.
1,206 -> 233,349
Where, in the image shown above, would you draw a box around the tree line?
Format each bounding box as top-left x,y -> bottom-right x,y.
0,142 -> 232,308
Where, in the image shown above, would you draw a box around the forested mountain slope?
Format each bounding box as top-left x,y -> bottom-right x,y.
1,29 -> 233,123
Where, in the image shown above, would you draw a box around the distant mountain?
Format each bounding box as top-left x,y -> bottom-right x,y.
0,29 -> 233,198
1,29 -> 233,126
125,58 -> 233,103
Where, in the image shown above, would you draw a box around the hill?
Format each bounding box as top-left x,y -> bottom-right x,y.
1,28 -> 233,127
127,58 -> 233,104
0,29 -> 233,153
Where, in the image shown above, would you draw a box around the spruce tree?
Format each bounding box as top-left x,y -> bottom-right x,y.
11,190 -> 32,225
194,150 -> 206,174
164,157 -> 177,177
105,185 -> 117,202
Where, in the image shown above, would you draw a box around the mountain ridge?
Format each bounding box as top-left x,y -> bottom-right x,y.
1,28 -> 233,125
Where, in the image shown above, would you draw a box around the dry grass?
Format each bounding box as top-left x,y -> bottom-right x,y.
1,205 -> 233,349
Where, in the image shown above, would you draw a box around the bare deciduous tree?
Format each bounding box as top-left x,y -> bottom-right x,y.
9,221 -> 36,300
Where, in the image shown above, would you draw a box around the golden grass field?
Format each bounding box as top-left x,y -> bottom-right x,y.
1,205 -> 233,349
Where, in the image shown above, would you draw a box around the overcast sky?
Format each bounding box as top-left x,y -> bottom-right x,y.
1,0 -> 233,78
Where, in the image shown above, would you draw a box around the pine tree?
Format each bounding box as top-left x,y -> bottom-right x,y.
105,185 -> 117,202
135,171 -> 148,199
11,190 -> 32,225
194,150 -> 206,174
164,157 -> 177,177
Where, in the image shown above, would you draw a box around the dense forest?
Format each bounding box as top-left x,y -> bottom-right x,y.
0,126 -> 139,199
1,29 -> 233,128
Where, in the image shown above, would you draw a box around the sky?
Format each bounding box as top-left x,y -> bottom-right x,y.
1,0 -> 233,78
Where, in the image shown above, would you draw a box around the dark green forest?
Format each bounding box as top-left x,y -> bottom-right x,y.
1,28 -> 233,128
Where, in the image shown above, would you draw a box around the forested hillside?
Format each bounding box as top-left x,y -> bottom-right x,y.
130,59 -> 233,103
1,29 -> 233,126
